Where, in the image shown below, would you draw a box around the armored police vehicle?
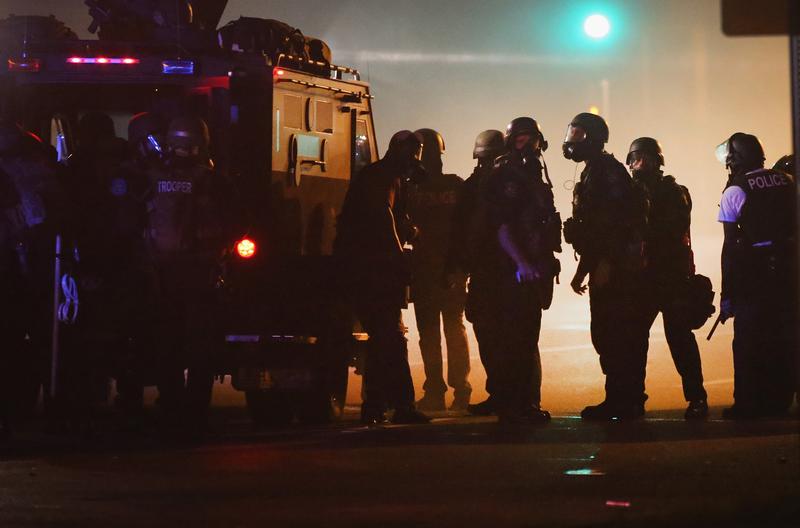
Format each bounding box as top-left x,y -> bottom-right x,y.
0,0 -> 378,424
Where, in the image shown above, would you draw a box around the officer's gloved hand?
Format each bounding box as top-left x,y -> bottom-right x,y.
516,261 -> 540,283
719,298 -> 736,322
570,270 -> 588,295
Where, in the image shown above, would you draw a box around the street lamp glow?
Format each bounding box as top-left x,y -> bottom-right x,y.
583,14 -> 610,39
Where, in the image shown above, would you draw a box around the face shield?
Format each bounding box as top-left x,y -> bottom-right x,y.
715,140 -> 730,165
564,124 -> 587,144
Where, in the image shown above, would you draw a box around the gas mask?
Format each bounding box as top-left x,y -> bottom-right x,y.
562,124 -> 594,162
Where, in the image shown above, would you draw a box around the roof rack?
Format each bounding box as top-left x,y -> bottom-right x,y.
275,77 -> 374,100
275,53 -> 361,81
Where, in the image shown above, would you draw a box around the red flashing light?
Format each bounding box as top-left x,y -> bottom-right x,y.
236,238 -> 257,259
7,57 -> 41,72
66,57 -> 140,65
274,68 -> 286,77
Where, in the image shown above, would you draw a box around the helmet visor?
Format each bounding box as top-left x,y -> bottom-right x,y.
564,124 -> 587,143
715,140 -> 729,164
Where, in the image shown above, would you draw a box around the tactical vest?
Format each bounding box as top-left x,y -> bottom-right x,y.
146,163 -> 214,256
731,168 -> 795,247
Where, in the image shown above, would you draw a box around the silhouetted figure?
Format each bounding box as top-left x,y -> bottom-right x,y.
627,137 -> 708,419
446,130 -> 506,417
483,116 -> 560,425
408,128 -> 471,412
563,112 -> 650,421
716,133 -> 796,419
335,130 -> 431,426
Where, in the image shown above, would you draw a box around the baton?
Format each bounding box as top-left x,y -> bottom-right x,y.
706,314 -> 724,341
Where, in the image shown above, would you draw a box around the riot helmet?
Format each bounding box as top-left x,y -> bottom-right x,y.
78,111 -> 116,149
626,136 -> 664,169
562,112 -> 608,162
473,129 -> 504,161
128,112 -> 165,161
504,117 -> 547,152
166,115 -> 210,159
715,132 -> 765,176
0,119 -> 23,155
772,154 -> 795,176
386,130 -> 424,162
386,130 -> 427,184
414,128 -> 445,175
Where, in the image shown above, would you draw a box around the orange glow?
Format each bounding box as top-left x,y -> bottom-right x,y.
274,68 -> 286,77
236,238 -> 257,259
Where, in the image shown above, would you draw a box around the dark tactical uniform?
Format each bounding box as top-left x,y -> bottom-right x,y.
336,158 -> 415,418
448,161 -> 506,404
0,134 -> 62,430
335,131 -> 429,424
486,150 -> 560,418
720,167 -> 797,416
64,127 -> 149,421
408,171 -> 471,406
146,155 -> 223,423
568,153 -> 649,415
635,170 -> 708,405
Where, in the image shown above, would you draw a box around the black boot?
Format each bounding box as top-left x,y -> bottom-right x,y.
467,397 -> 495,416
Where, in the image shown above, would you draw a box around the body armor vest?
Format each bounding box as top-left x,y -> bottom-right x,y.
731,168 -> 795,247
147,163 -> 214,256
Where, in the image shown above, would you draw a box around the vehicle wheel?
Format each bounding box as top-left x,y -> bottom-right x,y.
245,390 -> 293,427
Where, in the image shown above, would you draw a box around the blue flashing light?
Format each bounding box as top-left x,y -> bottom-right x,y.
162,60 -> 195,75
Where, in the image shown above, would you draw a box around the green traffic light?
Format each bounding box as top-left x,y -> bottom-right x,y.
583,14 -> 611,39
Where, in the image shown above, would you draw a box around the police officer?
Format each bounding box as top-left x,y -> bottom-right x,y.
407,128 -> 471,412
111,112 -> 165,421
485,117 -> 560,424
62,111 -> 133,428
335,130 -> 430,425
627,137 -> 708,419
0,119 -> 63,435
716,133 -> 796,419
147,115 -> 224,431
446,130 -> 506,416
563,112 -> 650,420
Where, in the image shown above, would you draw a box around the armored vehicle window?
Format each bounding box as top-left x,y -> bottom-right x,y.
314,100 -> 333,133
354,119 -> 371,174
284,95 -> 303,129
295,134 -> 322,159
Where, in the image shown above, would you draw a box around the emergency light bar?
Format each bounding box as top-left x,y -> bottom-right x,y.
7,57 -> 41,72
162,60 -> 195,75
67,57 -> 140,65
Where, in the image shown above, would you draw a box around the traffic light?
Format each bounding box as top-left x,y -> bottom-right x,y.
583,14 -> 611,39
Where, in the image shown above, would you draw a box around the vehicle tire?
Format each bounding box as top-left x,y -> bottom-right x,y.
245,390 -> 293,427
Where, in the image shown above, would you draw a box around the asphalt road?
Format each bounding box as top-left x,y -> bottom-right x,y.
1,406 -> 798,527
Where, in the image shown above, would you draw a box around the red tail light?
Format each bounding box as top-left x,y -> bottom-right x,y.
7,57 -> 41,72
236,238 -> 256,259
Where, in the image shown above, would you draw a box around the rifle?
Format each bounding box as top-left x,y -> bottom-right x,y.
706,313 -> 724,341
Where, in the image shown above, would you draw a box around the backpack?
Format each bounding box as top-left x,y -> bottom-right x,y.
217,17 -> 307,59
672,273 -> 716,330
